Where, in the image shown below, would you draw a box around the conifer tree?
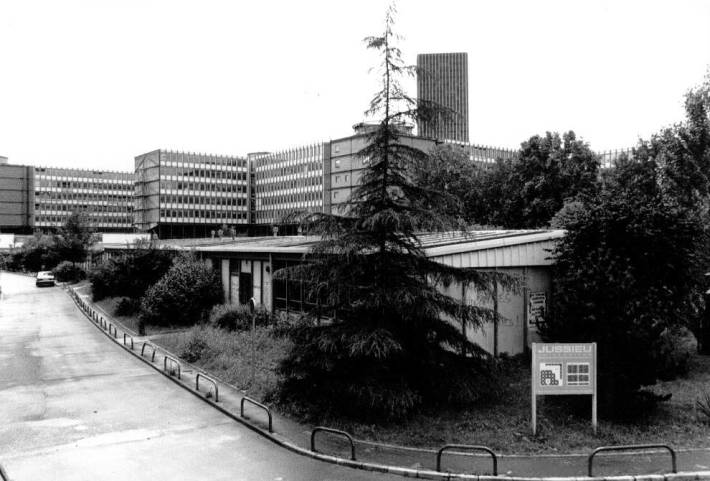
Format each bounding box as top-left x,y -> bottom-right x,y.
276,4 -> 507,419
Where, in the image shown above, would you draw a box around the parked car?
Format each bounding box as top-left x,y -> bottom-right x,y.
36,271 -> 56,287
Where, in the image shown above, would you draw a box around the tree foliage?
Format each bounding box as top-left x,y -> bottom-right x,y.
89,241 -> 175,301
275,5 -> 506,420
541,74 -> 710,415
54,211 -> 95,264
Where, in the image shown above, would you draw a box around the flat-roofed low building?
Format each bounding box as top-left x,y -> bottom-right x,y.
99,229 -> 563,356
134,149 -> 250,239
33,166 -> 134,232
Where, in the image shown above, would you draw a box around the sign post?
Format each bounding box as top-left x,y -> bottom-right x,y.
531,342 -> 597,435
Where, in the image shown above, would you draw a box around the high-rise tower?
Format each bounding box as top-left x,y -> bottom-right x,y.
416,52 -> 469,143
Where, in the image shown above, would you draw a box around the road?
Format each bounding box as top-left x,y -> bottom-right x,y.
0,272 -> 401,481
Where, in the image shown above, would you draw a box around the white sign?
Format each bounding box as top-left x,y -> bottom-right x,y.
531,342 -> 597,435
528,291 -> 546,327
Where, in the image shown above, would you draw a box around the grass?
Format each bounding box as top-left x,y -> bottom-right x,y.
153,325 -> 292,402
94,296 -> 186,336
146,323 -> 710,454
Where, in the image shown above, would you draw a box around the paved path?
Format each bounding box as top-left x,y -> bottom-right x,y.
0,272 -> 401,481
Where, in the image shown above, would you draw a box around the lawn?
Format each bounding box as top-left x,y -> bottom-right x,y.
152,324 -> 710,454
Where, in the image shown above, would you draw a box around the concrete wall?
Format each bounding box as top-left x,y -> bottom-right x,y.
440,266 -> 552,356
0,164 -> 32,231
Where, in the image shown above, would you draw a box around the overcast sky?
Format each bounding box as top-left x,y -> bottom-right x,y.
1,0 -> 709,170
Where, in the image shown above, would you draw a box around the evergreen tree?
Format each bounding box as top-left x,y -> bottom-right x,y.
275,4 -> 507,420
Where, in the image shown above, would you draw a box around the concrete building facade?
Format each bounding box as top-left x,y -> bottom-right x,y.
0,161 -> 133,233
0,163 -> 33,233
417,52 -> 469,143
252,143 -> 325,227
33,166 -> 134,231
134,150 -> 250,239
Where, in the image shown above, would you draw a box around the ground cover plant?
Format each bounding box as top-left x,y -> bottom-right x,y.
153,325 -> 292,402
153,325 -> 710,453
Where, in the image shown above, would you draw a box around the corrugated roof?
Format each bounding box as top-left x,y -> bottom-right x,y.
117,230 -> 565,257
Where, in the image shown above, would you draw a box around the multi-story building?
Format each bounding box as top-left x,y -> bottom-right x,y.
0,160 -> 134,233
417,52 -> 469,143
134,149 -> 250,239
0,159 -> 33,233
33,166 -> 134,231
252,143 -> 326,228
326,123 -> 439,215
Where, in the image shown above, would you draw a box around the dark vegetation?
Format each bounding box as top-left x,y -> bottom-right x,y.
272,5 -> 509,421
2,212 -> 94,276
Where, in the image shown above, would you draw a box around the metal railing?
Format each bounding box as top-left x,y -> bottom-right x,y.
240,396 -> 272,433
436,444 -> 497,475
141,342 -> 156,362
196,373 -> 219,402
123,333 -> 134,350
163,355 -> 181,379
310,427 -> 356,461
588,444 -> 676,477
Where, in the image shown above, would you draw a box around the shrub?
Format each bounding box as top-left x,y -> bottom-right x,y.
655,326 -> 698,380
52,261 -> 86,283
88,245 -> 174,301
179,330 -> 210,363
115,297 -> 141,316
89,261 -> 117,301
209,303 -> 275,331
139,253 -> 222,327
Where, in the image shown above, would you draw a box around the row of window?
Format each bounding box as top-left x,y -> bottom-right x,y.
35,191 -> 132,203
159,180 -> 247,193
36,203 -> 133,213
36,180 -> 133,190
256,160 -> 322,176
258,192 -> 322,206
158,194 -> 247,207
159,152 -> 247,169
159,210 -> 248,221
35,215 -> 132,225
158,169 -> 247,181
256,175 -> 322,193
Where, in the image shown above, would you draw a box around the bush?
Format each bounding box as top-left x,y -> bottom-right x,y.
89,245 -> 174,301
655,326 -> 698,380
52,261 -> 86,283
209,303 -> 275,331
115,297 -> 141,316
179,330 -> 210,363
139,253 -> 222,327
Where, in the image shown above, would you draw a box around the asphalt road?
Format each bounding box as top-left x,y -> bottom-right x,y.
0,272 -> 401,481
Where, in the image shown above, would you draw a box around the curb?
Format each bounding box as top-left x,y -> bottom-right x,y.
65,287 -> 710,481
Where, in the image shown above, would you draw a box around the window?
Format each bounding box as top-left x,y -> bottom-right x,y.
334,160 -> 340,169
566,363 -> 590,386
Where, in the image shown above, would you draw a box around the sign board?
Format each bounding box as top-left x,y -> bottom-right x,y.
531,342 -> 597,434
527,292 -> 546,327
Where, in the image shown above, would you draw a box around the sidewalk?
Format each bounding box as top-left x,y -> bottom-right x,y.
68,286 -> 710,479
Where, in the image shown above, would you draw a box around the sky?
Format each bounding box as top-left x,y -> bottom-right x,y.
1,0 -> 709,170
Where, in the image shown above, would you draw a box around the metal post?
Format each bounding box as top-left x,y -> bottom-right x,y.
530,342 -> 537,436
592,342 -> 598,434
249,297 -> 256,385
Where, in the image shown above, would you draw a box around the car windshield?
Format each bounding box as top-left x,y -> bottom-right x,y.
38,271 -> 54,277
